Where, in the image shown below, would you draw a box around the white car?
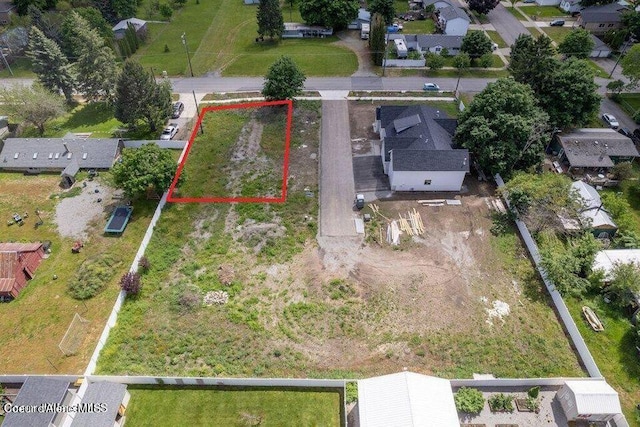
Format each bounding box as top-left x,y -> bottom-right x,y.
423,83 -> 440,91
602,114 -> 619,129
160,124 -> 179,140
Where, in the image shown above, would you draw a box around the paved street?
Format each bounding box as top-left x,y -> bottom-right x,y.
601,97 -> 637,131
486,4 -> 530,47
319,100 -> 357,237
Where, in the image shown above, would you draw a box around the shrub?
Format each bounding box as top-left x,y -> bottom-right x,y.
612,162 -> 634,181
120,272 -> 142,295
177,286 -> 201,313
346,382 -> 358,404
68,255 -> 119,300
528,386 -> 540,399
159,3 -> 173,19
454,387 -> 485,413
488,393 -> 514,412
478,52 -> 493,68
138,256 -> 151,273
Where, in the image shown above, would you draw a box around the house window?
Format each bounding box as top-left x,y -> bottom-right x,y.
435,47 -> 441,52
424,179 -> 432,185
608,24 -> 614,27
599,24 -> 605,27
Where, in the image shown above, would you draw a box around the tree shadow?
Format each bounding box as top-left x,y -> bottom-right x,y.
618,327 -> 640,382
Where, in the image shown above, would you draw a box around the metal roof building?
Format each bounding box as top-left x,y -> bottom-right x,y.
557,380 -> 622,423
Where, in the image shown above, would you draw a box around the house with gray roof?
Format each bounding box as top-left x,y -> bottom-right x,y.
554,128 -> 639,171
348,8 -> 371,29
590,34 -> 611,58
2,376 -> 73,427
577,3 -> 629,34
559,0 -> 582,14
436,5 -> 470,36
375,105 -> 469,192
0,138 -> 123,175
70,382 -> 130,427
112,17 -> 147,40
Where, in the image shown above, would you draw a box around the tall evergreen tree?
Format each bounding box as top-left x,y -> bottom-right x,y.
508,33 -> 557,96
27,27 -> 76,104
369,13 -> 386,66
115,60 -> 172,132
257,0 -> 284,39
69,11 -> 119,102
368,0 -> 395,25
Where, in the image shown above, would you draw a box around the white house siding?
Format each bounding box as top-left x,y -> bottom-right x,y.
444,19 -> 469,36
383,59 -> 426,67
389,170 -> 465,191
536,0 -> 561,5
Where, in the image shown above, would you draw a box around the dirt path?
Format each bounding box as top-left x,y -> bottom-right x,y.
335,31 -> 377,77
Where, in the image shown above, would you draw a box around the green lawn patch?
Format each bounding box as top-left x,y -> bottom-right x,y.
586,60 -> 609,78
507,7 -> 527,20
616,93 -> 640,122
402,19 -> 436,34
125,387 -> 341,427
519,5 -> 569,18
486,30 -> 508,48
541,26 -> 572,44
0,57 -> 35,78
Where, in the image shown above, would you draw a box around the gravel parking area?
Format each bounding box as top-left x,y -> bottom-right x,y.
55,180 -> 120,239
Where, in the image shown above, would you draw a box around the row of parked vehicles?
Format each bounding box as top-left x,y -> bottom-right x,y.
160,101 -> 185,140
602,113 -> 640,144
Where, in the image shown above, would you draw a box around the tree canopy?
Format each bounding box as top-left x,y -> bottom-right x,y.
0,83 -> 65,135
299,0 -> 359,29
257,0 -> 284,39
467,0 -> 500,15
369,13 -> 386,66
603,262 -> 640,308
112,143 -> 179,199
262,56 -> 306,100
368,0 -> 395,25
558,29 -> 594,59
454,78 -> 550,178
115,60 -> 172,132
27,27 -> 76,104
622,11 -> 640,41
621,43 -> 640,88
461,30 -> 493,59
508,33 -> 557,96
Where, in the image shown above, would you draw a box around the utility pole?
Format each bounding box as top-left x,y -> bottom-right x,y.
193,90 -> 204,135
181,32 -> 194,78
0,48 -> 13,77
609,38 -> 631,79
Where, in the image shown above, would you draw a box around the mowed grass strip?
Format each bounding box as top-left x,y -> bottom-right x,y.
541,26 -> 572,44
518,5 -> 568,18
125,387 -> 341,427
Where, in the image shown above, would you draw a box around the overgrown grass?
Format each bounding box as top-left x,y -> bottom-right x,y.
125,387 -> 341,427
0,57 -> 35,78
486,30 -> 508,48
519,5 -> 569,18
541,26 -> 572,44
402,19 -> 436,34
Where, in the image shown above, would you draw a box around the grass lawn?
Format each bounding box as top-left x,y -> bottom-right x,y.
586,59 -> 609,78
134,0 -> 357,76
0,172 -> 158,374
470,10 -> 490,24
125,387 -> 341,427
402,19 -> 436,34
541,26 -> 572,44
519,5 -> 569,18
486,30 -> 508,48
507,7 -> 527,20
0,57 -> 35,78
616,93 -> 640,121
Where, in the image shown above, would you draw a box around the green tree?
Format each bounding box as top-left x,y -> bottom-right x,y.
467,0 -> 499,15
558,29 -> 594,59
69,11 -> 120,102
607,79 -> 626,98
426,52 -> 445,70
257,0 -> 284,39
508,33 -> 557,96
0,83 -> 65,135
28,4 -> 61,44
299,0 -> 358,29
111,0 -> 138,19
115,60 -> 172,132
112,143 -> 179,199
478,52 -> 493,68
461,30 -> 493,59
27,27 -> 76,104
369,13 -> 386,66
159,3 -> 173,19
454,78 -> 550,177
13,0 -> 46,16
622,11 -> 640,41
539,58 -> 600,129
453,52 -> 471,92
603,262 -> 640,308
368,0 -> 395,25
262,56 -> 306,100
621,43 -> 640,88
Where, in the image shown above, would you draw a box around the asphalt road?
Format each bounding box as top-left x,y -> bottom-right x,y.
600,97 -> 638,132
486,4 -> 530,47
319,100 -> 357,237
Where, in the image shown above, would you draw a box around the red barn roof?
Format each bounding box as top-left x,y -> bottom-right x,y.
0,243 -> 44,299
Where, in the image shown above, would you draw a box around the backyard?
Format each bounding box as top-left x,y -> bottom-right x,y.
518,5 -> 569,19
124,387 -> 342,426
0,172 -> 157,374
133,0 -> 357,76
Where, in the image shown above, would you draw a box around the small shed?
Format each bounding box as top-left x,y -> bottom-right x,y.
0,242 -> 45,301
71,382 -> 130,427
570,180 -> 617,238
2,377 -> 72,427
358,371 -> 459,427
590,34 -> 612,58
557,380 -> 622,423
348,8 -> 371,30
112,18 -> 147,40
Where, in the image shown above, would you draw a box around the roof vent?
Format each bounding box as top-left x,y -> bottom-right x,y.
32,153 -> 38,159
594,141 -> 599,145
67,152 -> 72,159
54,153 -> 60,159
82,153 -> 88,160
13,153 -> 18,159
48,153 -> 53,159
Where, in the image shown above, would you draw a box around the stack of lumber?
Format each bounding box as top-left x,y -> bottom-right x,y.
398,209 -> 425,236
418,199 -> 445,207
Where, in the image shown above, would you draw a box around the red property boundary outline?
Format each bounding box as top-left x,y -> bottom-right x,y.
167,99 -> 293,203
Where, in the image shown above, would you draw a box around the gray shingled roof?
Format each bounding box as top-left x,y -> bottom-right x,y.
438,5 -> 470,22
391,149 -> 470,171
590,34 -> 609,51
558,129 -> 639,168
580,3 -> 628,23
0,138 -> 121,170
3,377 -> 70,427
416,34 -> 463,49
71,382 -> 128,427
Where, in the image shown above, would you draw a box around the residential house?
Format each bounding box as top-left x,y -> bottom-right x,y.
0,243 -> 45,301
358,372 -> 459,427
282,23 -> 333,38
590,34 -> 612,58
0,0 -> 15,25
557,381 -> 622,423
577,3 -> 629,35
70,382 -> 130,427
2,377 -> 73,426
570,180 -> 618,238
593,249 -> 640,280
553,128 -> 639,172
375,105 -> 469,192
0,138 -> 123,177
348,8 -> 371,30
535,0 -> 561,7
559,0 -> 582,14
112,18 -> 148,40
436,5 -> 470,36
421,0 -> 453,9
388,34 -> 463,56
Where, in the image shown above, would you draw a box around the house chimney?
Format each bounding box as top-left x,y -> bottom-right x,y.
62,142 -> 69,154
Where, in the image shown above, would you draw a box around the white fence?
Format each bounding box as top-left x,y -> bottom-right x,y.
383,59 -> 426,67
123,140 -> 187,149
494,174 -> 602,378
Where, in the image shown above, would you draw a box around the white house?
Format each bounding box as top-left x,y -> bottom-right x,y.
376,105 -> 469,192
557,380 -> 622,423
112,17 -> 147,40
436,5 -> 470,36
358,371 -> 459,427
593,249 -> 640,280
282,23 -> 333,38
570,180 -> 618,238
387,34 -> 463,56
535,0 -> 560,6
559,0 -> 582,13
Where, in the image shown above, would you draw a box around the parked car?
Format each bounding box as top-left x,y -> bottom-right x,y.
160,124 -> 179,140
423,83 -> 440,91
355,194 -> 365,210
550,19 -> 565,26
522,0 -> 535,3
602,113 -> 619,129
618,127 -> 633,138
171,101 -> 184,119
